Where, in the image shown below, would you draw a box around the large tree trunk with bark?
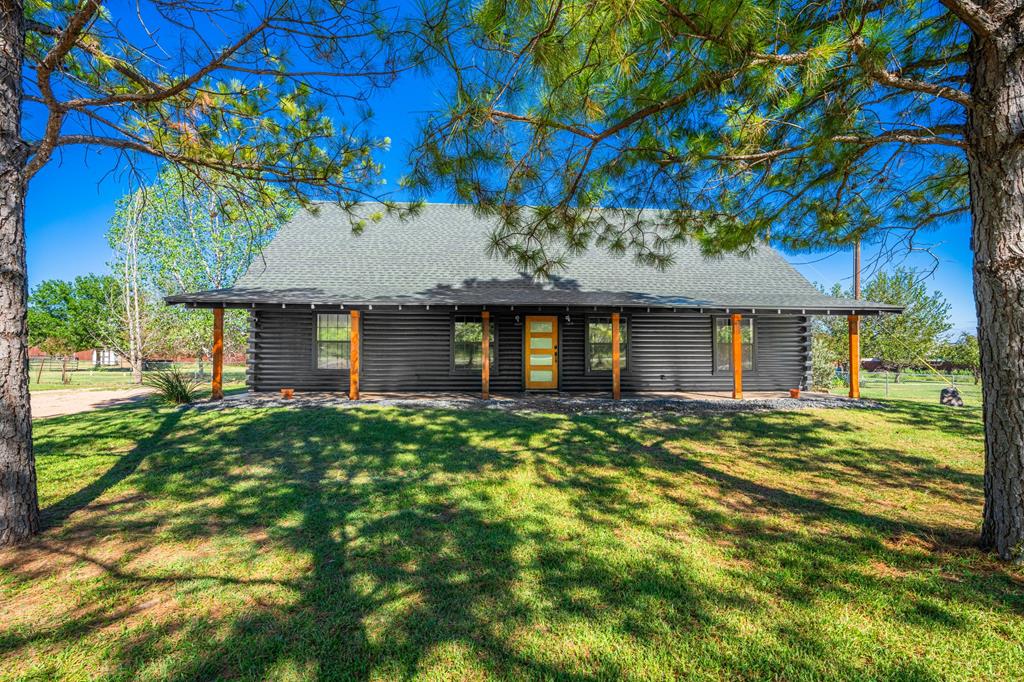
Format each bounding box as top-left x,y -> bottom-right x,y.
0,0 -> 39,547
970,23 -> 1024,561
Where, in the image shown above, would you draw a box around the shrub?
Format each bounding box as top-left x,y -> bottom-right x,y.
811,334 -> 840,391
144,367 -> 201,404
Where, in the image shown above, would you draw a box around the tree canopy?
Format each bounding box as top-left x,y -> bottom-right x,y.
21,0 -> 405,207
940,332 -> 980,381
411,0 -> 967,273
814,269 -> 952,376
109,167 -> 295,295
27,274 -> 117,355
860,268 -> 951,374
107,167 -> 295,366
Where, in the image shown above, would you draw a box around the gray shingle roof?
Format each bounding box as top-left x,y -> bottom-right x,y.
166,203 -> 900,313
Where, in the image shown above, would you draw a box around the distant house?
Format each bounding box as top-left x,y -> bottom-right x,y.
29,346 -> 121,367
80,349 -> 121,366
167,203 -> 900,399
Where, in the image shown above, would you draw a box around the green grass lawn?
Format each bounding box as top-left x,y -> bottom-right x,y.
1,398 -> 1020,680
859,375 -> 983,406
28,364 -> 247,391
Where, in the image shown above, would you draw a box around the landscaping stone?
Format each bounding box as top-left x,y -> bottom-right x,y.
940,387 -> 964,407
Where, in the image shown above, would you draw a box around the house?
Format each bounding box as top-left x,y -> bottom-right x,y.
166,203 -> 900,400
28,346 -> 121,367
84,348 -> 121,367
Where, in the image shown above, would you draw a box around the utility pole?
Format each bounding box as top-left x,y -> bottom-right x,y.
853,240 -> 861,299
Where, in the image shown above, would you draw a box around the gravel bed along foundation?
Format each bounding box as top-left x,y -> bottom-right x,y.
187,392 -> 881,416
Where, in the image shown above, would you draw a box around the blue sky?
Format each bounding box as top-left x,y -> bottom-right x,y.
25,55 -> 979,336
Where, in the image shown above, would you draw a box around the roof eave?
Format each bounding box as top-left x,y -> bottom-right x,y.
164,294 -> 903,316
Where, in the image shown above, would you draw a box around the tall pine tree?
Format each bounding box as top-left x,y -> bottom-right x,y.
410,0 -> 1024,559
0,0 -> 404,546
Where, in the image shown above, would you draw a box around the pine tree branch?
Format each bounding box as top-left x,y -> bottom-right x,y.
490,110 -> 598,140
865,64 -> 972,107
699,126 -> 966,163
939,0 -> 1000,36
25,0 -> 103,177
25,18 -> 161,92
851,37 -> 972,108
62,19 -> 270,109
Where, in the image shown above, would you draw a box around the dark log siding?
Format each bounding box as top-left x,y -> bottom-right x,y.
360,310 -> 524,392
249,309 -> 348,392
249,308 -> 810,393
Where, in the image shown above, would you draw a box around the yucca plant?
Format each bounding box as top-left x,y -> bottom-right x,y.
144,367 -> 202,405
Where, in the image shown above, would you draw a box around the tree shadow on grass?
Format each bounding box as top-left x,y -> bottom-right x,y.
7,407 -> 643,678
40,404 -> 186,530
1,402 -> 1021,679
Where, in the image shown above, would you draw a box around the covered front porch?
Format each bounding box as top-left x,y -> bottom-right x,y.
202,307 -> 866,402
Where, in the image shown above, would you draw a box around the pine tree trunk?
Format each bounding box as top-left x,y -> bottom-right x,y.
0,0 -> 39,547
970,26 -> 1024,561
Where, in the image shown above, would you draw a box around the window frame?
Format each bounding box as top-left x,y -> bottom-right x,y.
312,312 -> 351,371
584,315 -> 630,375
711,316 -> 757,375
449,314 -> 498,374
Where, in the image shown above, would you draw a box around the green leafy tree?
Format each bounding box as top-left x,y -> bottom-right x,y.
810,334 -> 841,392
411,0 -> 1024,559
860,269 -> 951,380
108,167 -> 295,375
941,332 -> 981,383
813,283 -> 851,380
27,275 -> 118,382
0,0 -> 405,545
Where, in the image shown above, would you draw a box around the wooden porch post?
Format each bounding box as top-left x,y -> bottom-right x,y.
612,312 -> 621,400
731,313 -> 743,400
481,311 -> 490,399
848,315 -> 860,399
349,310 -> 360,400
212,307 -> 224,400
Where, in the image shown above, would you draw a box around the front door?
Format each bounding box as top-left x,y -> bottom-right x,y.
525,316 -> 558,390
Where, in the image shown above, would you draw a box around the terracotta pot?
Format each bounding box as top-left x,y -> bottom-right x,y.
280,388 -> 295,400
789,388 -> 801,399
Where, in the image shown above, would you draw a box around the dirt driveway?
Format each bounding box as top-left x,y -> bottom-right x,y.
31,388 -> 153,420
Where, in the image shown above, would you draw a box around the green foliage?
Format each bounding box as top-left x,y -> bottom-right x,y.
107,168 -> 295,359
144,367 -> 202,404
21,0 -> 406,211
410,0 -> 967,275
812,270 -> 952,378
811,333 -> 840,391
860,268 -> 952,374
812,282 -> 851,366
110,168 -> 297,294
28,275 -> 119,355
940,332 -> 981,381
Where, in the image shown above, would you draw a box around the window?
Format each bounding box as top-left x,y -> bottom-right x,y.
714,317 -> 755,372
587,317 -> 627,372
452,316 -> 496,371
316,314 -> 350,369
